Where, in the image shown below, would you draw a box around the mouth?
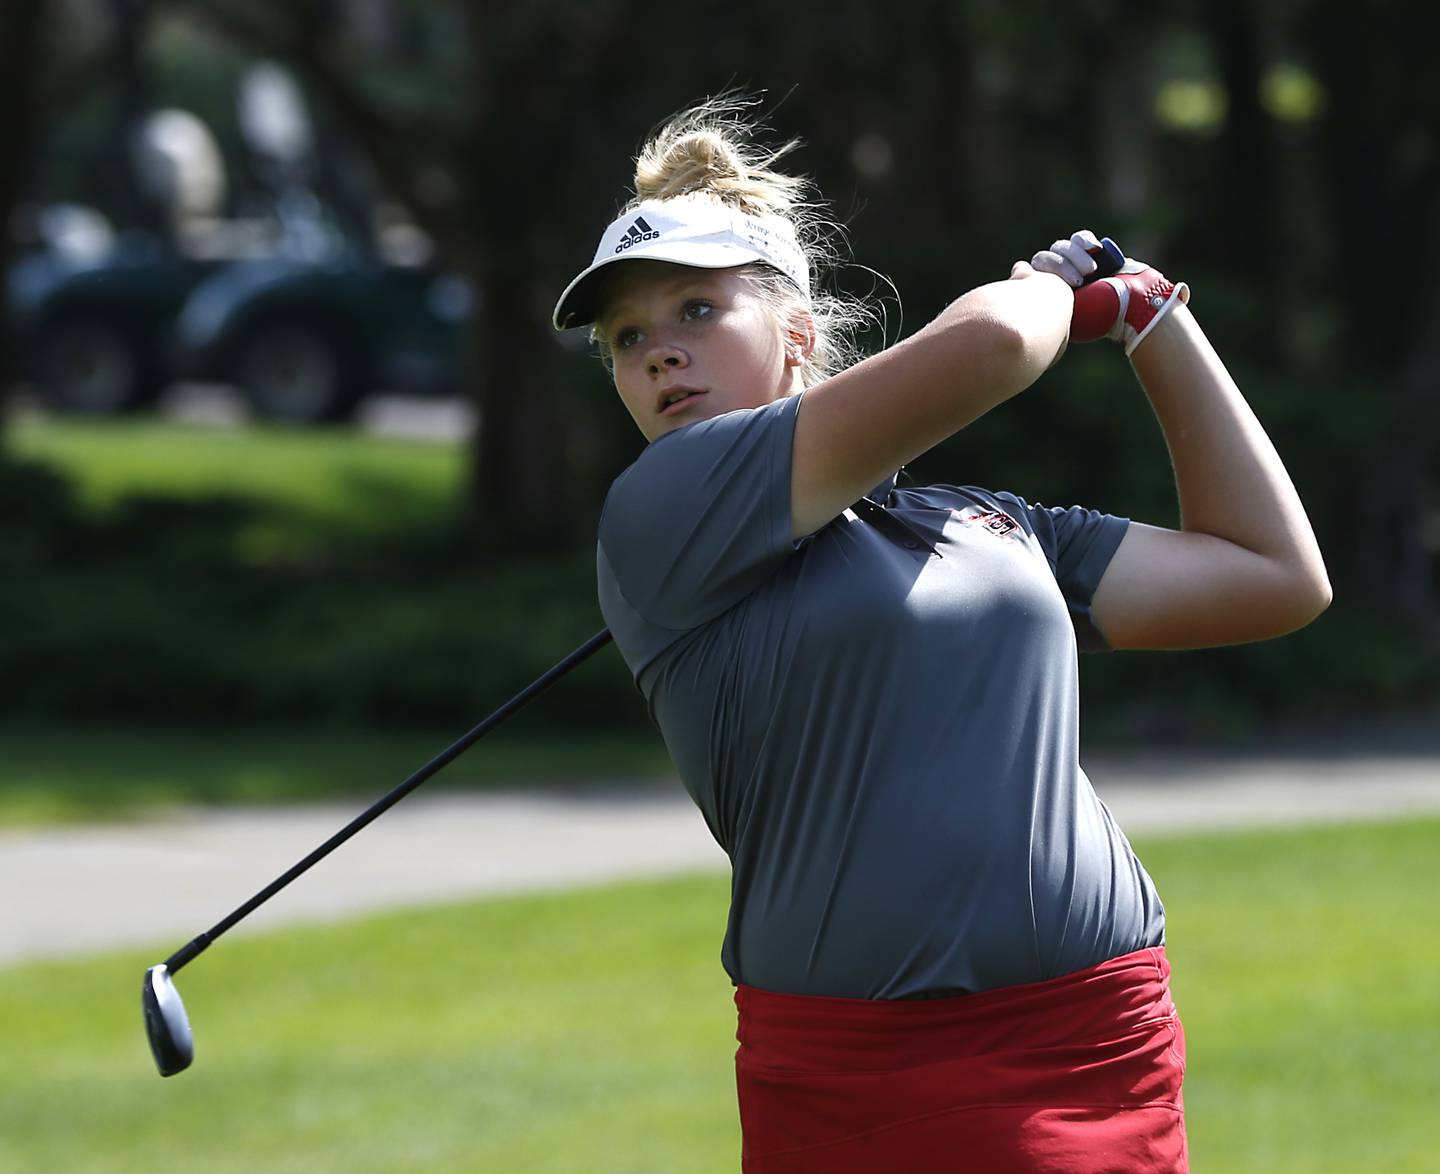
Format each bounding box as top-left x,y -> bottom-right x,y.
657,388 -> 707,417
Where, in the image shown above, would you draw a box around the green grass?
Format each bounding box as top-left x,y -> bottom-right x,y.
1157,819 -> 1440,1171
1,820 -> 1437,1171
0,873 -> 740,1174
0,724 -> 674,825
10,414 -> 466,543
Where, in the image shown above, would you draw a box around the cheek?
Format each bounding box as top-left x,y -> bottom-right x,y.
729,313 -> 785,372
610,366 -> 647,419
616,381 -> 649,426
615,390 -> 659,440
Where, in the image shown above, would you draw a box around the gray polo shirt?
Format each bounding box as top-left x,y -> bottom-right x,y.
597,392 -> 1165,998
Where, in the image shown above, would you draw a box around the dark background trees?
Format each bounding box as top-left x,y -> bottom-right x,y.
3,0 -> 1435,736
0,0 -> 62,440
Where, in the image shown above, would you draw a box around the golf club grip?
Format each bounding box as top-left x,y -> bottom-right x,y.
1087,237 -> 1125,281
164,627 -> 615,974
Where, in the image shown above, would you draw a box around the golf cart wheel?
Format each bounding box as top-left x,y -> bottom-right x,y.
32,312 -> 161,415
231,321 -> 364,424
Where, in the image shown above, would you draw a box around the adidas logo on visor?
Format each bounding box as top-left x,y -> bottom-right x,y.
614,216 -> 660,253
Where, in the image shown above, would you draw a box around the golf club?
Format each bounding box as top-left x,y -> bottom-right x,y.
1088,236 -> 1126,279
142,627 -> 614,1077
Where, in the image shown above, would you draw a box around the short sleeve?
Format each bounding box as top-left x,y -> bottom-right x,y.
597,395 -> 801,632
995,492 -> 1130,652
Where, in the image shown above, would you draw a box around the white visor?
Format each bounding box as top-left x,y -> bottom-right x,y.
552,197 -> 810,330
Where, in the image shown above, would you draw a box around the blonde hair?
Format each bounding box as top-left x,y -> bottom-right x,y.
596,95 -> 881,388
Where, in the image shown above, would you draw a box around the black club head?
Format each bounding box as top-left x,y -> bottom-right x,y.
142,964 -> 194,1077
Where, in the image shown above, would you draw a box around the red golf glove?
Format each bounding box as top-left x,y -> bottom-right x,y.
1031,230 -> 1190,356
1071,261 -> 1190,355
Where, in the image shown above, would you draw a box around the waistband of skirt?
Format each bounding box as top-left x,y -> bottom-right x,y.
734,946 -> 1175,1072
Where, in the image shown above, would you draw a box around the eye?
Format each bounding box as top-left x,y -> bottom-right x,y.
682,299 -> 713,322
613,326 -> 641,350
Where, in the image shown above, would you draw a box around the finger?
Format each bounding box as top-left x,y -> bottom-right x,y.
1010,259 -> 1036,279
1054,231 -> 1100,280
1032,247 -> 1084,287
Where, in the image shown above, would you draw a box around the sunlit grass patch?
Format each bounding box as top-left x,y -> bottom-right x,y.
10,414 -> 466,542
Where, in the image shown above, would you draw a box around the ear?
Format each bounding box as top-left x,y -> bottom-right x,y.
784,312 -> 817,368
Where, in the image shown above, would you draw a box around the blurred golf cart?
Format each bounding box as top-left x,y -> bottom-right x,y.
174,64 -> 471,424
6,108 -> 239,415
8,62 -> 471,424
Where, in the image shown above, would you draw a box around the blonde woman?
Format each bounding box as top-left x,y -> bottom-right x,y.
553,100 -> 1329,1173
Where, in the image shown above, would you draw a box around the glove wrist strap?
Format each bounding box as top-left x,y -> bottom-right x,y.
1124,282 -> 1190,357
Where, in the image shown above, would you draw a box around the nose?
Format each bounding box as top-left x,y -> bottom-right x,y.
645,339 -> 688,378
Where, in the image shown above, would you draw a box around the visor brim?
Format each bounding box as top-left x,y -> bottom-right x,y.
551,242 -> 768,331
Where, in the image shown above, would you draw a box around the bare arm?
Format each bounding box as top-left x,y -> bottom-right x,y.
1091,305 -> 1332,649
789,265 -> 1073,539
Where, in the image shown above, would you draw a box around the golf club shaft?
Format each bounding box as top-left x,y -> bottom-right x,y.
163,627 -> 615,974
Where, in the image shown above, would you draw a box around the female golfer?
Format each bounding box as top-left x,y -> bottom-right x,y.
553,100 -> 1330,1172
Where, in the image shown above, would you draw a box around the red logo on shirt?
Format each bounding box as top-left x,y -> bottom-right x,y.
952,507 -> 1020,538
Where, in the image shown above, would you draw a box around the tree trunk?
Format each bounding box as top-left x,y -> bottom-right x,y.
459,8 -> 581,553
0,0 -> 47,442
467,269 -> 577,550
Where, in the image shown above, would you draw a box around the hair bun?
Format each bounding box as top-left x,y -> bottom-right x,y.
634,131 -> 744,203
630,103 -> 804,218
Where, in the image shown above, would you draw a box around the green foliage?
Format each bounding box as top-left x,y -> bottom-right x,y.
1,421 -> 638,728
1,820 -> 1437,1171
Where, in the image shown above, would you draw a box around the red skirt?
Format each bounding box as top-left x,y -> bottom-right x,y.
734,946 -> 1187,1173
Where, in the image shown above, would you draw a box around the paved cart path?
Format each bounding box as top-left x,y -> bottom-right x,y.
4,746 -> 1439,968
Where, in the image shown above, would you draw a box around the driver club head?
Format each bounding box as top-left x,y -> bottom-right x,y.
142,964 -> 194,1077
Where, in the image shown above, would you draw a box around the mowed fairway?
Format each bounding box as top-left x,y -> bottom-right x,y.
2,819 -> 1437,1172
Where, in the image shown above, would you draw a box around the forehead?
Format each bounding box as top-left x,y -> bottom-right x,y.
596,262 -> 746,325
